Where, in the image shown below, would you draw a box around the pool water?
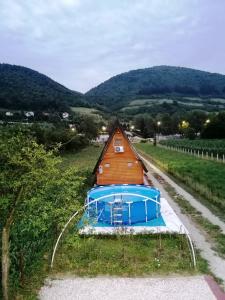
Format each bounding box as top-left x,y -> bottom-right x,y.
83,184 -> 161,226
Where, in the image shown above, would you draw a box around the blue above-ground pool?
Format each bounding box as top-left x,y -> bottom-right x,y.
85,184 -> 160,226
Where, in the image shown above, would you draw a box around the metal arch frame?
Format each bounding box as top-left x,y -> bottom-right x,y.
50,193 -> 196,269
163,219 -> 196,268
183,227 -> 197,268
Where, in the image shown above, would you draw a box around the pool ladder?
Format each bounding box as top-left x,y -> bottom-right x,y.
112,196 -> 123,226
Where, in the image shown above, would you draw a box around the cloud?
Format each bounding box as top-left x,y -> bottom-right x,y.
0,0 -> 225,92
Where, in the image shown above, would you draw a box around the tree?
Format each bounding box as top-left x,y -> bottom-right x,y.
178,120 -> 190,137
201,112 -> 225,138
134,115 -> 155,138
134,115 -> 146,136
0,128 -> 60,300
158,113 -> 173,135
186,110 -> 207,135
30,123 -> 89,152
0,126 -> 88,299
73,115 -> 99,140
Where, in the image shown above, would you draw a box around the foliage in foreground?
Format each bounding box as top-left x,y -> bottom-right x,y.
136,143 -> 225,219
0,127 -> 85,299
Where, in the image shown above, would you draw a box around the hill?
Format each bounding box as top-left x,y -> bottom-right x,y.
86,66 -> 225,110
0,63 -> 85,111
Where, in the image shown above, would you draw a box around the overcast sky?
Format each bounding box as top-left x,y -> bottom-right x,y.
1,0 -> 225,93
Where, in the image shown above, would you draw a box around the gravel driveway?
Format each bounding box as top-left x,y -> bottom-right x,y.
39,276 -> 218,300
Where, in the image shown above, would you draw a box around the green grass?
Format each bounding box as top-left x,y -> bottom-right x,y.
128,99 -> 174,106
70,107 -> 99,114
136,143 -> 225,220
181,102 -> 203,106
210,98 -> 225,103
121,98 -> 206,112
156,179 -> 225,258
70,106 -> 104,121
52,232 -> 208,277
60,145 -> 103,170
159,139 -> 225,158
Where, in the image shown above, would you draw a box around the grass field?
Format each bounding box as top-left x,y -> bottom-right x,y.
70,106 -> 104,120
128,99 -> 174,106
136,143 -> 225,220
70,106 -> 99,114
120,98 -> 208,112
60,145 -> 103,170
159,139 -> 225,158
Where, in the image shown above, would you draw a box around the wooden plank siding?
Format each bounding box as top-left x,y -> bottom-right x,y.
96,128 -> 144,185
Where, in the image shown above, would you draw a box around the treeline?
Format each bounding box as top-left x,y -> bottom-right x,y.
138,83 -> 225,97
133,111 -> 225,139
1,113 -> 100,152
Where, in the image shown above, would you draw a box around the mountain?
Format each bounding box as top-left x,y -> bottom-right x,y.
2,64 -> 225,114
0,63 -> 85,111
86,66 -> 225,110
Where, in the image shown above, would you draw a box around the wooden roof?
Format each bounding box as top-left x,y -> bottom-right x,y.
93,121 -> 148,174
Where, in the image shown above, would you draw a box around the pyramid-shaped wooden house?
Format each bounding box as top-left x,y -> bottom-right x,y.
93,122 -> 148,185
80,121 -> 161,230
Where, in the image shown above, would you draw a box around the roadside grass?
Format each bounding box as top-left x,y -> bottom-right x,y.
51,231 -> 208,277
159,179 -> 225,258
136,143 -> 225,221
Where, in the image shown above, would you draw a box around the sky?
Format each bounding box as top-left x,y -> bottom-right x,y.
1,0 -> 225,93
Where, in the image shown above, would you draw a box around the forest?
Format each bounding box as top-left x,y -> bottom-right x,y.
0,64 -> 85,111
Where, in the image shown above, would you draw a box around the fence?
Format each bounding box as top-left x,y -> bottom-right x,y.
158,144 -> 225,164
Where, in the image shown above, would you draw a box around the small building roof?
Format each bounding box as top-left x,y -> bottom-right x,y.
93,120 -> 147,174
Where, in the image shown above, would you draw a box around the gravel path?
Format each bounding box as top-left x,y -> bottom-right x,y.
140,155 -> 225,287
39,276 -> 217,300
140,155 -> 225,234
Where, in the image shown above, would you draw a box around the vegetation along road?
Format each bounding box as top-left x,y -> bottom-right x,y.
136,143 -> 225,287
